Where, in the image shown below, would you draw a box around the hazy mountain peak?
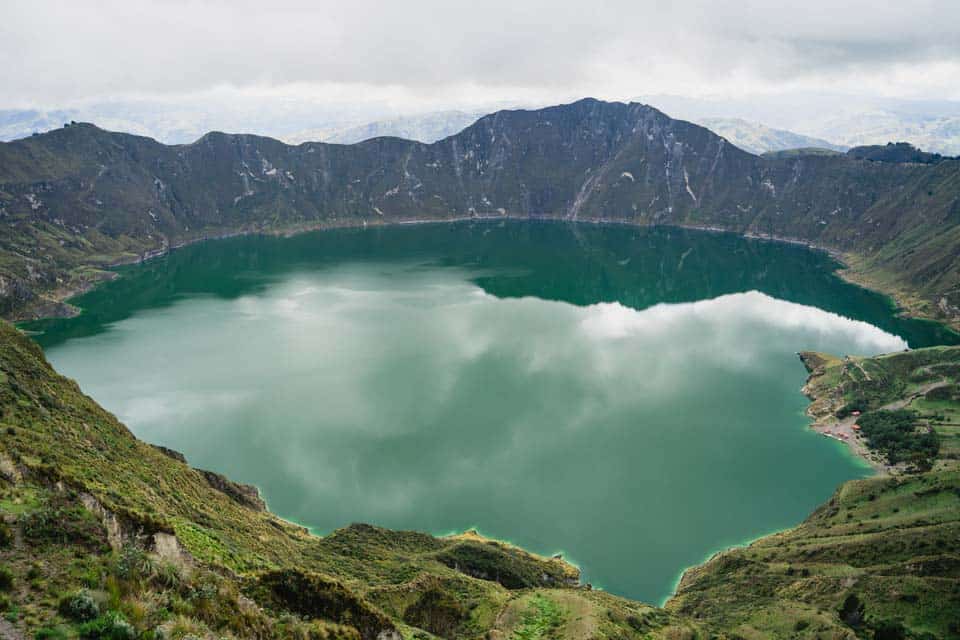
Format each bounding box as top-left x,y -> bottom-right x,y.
699,117 -> 846,154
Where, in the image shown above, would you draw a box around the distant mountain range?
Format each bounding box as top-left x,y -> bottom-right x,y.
6,94 -> 960,157
0,100 -> 419,146
288,113 -> 850,155
284,110 -> 487,145
0,102 -> 507,147
638,93 -> 960,156
699,118 -> 846,154
0,104 -> 906,157
820,112 -> 960,156
1,98 -> 958,329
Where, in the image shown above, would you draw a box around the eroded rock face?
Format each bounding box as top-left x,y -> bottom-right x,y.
79,492 -> 124,549
152,531 -> 194,570
76,491 -> 191,569
151,444 -> 187,464
198,469 -> 266,511
0,451 -> 22,483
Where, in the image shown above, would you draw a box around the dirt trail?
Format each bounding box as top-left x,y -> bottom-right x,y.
881,380 -> 950,410
853,361 -> 872,381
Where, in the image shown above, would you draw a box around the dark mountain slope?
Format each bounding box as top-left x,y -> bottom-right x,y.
1,99 -> 958,326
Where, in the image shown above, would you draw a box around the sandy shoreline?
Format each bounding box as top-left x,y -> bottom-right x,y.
805,412 -> 891,473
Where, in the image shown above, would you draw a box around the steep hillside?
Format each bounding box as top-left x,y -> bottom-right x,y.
2,328 -> 959,639
0,321 -> 709,640
0,98 -> 958,328
668,346 -> 960,639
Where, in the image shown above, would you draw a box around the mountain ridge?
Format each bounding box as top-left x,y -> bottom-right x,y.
700,117 -> 847,155
1,98 -> 958,329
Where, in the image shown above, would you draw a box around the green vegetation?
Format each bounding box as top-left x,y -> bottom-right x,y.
670,347 -> 960,638
669,466 -> 960,639
510,594 -> 565,640
0,565 -> 13,591
20,492 -> 109,550
857,410 -> 939,468
58,591 -> 100,622
0,320 -> 708,639
804,345 -> 960,471
847,142 -> 947,164
0,308 -> 958,638
761,147 -> 845,158
401,588 -> 467,639
436,540 -> 577,590
0,216 -> 957,638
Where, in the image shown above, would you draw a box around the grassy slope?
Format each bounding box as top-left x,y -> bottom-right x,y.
0,321 -> 711,640
2,317 -> 959,640
1,315 -> 959,639
837,157 -> 960,333
668,347 -> 960,639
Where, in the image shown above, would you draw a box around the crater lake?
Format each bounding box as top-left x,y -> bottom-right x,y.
26,221 -> 959,604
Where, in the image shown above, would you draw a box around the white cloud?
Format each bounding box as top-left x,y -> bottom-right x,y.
2,0 -> 959,110
580,291 -> 905,356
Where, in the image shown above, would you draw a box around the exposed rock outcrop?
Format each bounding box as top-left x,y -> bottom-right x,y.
198,468 -> 266,511
150,444 -> 187,463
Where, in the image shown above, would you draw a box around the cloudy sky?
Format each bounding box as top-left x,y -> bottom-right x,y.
3,0 -> 959,110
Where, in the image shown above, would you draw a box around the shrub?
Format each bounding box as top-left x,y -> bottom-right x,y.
838,594 -> 864,627
250,569 -> 394,640
402,588 -> 467,638
34,627 -> 69,640
78,613 -> 136,640
111,618 -> 136,640
924,384 -> 958,402
152,561 -> 181,590
0,565 -> 14,591
871,619 -> 908,640
20,495 -> 108,550
59,590 -> 100,622
114,545 -> 154,583
858,410 -> 938,465
0,521 -> 12,548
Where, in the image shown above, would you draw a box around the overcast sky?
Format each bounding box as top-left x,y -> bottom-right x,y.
2,0 -> 959,110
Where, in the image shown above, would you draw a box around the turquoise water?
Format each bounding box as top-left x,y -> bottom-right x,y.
29,222 -> 955,604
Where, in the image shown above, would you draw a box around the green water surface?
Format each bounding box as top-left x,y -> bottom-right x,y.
28,222 -> 958,604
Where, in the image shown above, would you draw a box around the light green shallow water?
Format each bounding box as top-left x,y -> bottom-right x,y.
29,221 -> 958,604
